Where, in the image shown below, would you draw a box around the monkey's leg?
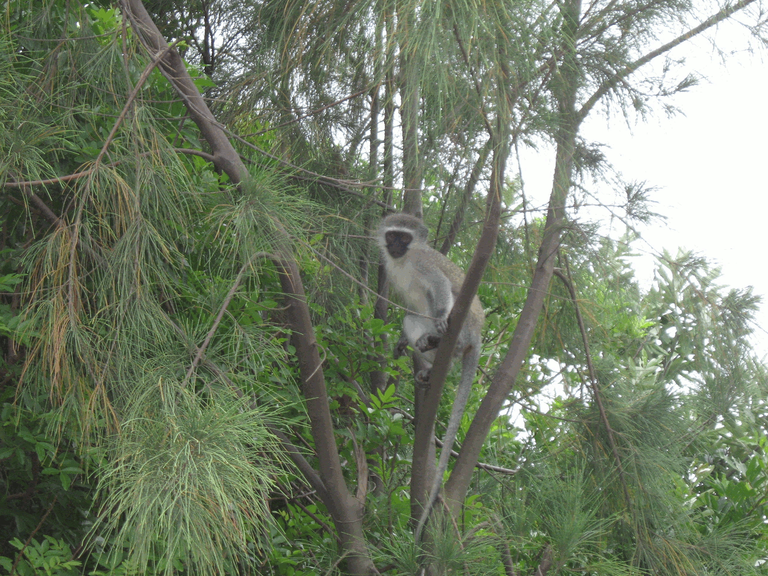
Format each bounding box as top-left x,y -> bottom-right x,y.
395,335 -> 433,384
401,315 -> 438,384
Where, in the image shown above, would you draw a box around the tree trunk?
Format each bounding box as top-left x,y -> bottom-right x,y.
275,255 -> 374,575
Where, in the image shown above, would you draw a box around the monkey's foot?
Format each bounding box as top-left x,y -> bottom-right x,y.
415,333 -> 442,353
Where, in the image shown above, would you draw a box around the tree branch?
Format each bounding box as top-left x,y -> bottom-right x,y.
578,0 -> 758,120
411,120 -> 506,516
553,264 -> 632,509
445,0 -> 583,510
121,0 -> 248,182
268,426 -> 331,505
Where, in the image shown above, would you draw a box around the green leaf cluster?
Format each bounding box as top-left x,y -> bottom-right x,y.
1,0 -> 766,574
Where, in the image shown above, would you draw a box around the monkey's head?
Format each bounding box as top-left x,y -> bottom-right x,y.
378,213 -> 429,259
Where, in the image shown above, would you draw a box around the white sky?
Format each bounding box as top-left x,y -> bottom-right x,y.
518,23 -> 768,355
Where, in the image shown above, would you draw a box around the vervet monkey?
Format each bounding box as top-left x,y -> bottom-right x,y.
377,212 -> 484,540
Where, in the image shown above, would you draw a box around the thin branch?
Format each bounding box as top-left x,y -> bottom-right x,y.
578,0 -> 758,120
93,42 -> 177,169
169,316 -> 334,504
434,436 -> 520,476
268,426 -> 332,505
173,148 -> 217,163
553,262 -> 632,510
452,23 -> 494,137
5,170 -> 93,188
493,521 -> 519,576
183,252 -> 270,385
18,184 -> 64,228
228,130 -> 393,204
439,141 -> 493,256
288,493 -> 342,544
301,240 -> 423,317
350,433 -> 369,501
5,148 -> 215,190
247,85 -> 374,137
393,408 -> 520,475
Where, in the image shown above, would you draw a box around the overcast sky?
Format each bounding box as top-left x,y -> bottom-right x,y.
519,22 -> 768,354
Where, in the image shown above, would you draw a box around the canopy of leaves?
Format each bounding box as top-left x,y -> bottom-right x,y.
1,0 -> 766,575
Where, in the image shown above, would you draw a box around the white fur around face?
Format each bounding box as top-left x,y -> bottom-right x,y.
386,256 -> 427,310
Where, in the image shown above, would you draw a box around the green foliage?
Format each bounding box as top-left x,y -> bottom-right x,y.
0,394 -> 93,558
2,0 -> 767,574
1,537 -> 82,576
91,384 -> 288,576
480,244 -> 768,576
1,2 -> 304,573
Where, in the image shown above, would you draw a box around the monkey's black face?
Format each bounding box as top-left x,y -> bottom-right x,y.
385,230 -> 412,259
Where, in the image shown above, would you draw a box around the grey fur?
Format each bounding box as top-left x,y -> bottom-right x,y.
377,213 -> 484,541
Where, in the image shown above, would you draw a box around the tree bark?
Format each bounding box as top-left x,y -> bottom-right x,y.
121,0 -> 247,183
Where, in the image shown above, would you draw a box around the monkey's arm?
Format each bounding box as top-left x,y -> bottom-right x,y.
425,271 -> 454,333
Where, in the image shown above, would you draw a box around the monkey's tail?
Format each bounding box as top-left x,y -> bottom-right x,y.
414,348 -> 479,543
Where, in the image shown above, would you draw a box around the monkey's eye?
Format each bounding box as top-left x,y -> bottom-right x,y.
386,231 -> 411,244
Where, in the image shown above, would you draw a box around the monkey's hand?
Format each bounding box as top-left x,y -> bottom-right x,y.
415,333 -> 442,353
434,315 -> 449,334
394,335 -> 410,359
